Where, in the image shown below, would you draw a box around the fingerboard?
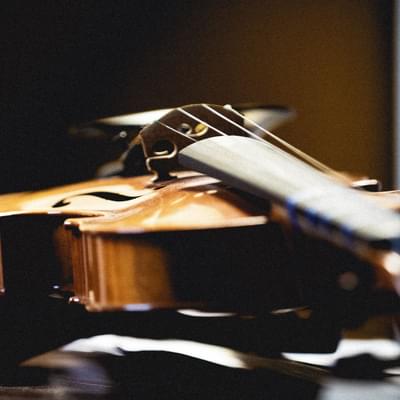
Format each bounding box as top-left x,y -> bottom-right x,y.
179,136 -> 400,252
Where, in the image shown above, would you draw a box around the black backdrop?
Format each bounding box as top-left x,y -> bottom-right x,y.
0,1 -> 393,192
1,1 -> 199,192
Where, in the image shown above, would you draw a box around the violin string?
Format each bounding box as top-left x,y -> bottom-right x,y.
173,106 -> 331,182
158,105 -> 349,183
160,103 -> 316,173
173,108 -> 333,190
205,104 -> 324,167
177,107 -> 228,136
201,104 -> 265,143
156,120 -> 196,142
196,105 -> 325,179
159,116 -> 321,192
201,104 -> 350,182
224,105 -> 343,178
175,107 -> 319,180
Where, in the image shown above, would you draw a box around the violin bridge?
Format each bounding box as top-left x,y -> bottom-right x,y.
139,104 -> 244,181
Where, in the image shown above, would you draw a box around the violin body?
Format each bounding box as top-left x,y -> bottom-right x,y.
1,170 -> 395,321
0,172 -> 303,312
1,103 -> 399,317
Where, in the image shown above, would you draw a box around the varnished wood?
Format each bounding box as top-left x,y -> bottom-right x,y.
0,172 -> 303,311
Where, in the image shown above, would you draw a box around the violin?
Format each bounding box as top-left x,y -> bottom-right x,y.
0,104 -> 399,318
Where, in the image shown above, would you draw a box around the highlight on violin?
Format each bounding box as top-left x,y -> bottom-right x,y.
0,1 -> 399,398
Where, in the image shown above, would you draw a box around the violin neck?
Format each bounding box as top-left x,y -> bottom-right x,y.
179,135 -> 400,255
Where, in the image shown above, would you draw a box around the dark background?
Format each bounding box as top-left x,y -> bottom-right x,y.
0,1 -> 393,193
